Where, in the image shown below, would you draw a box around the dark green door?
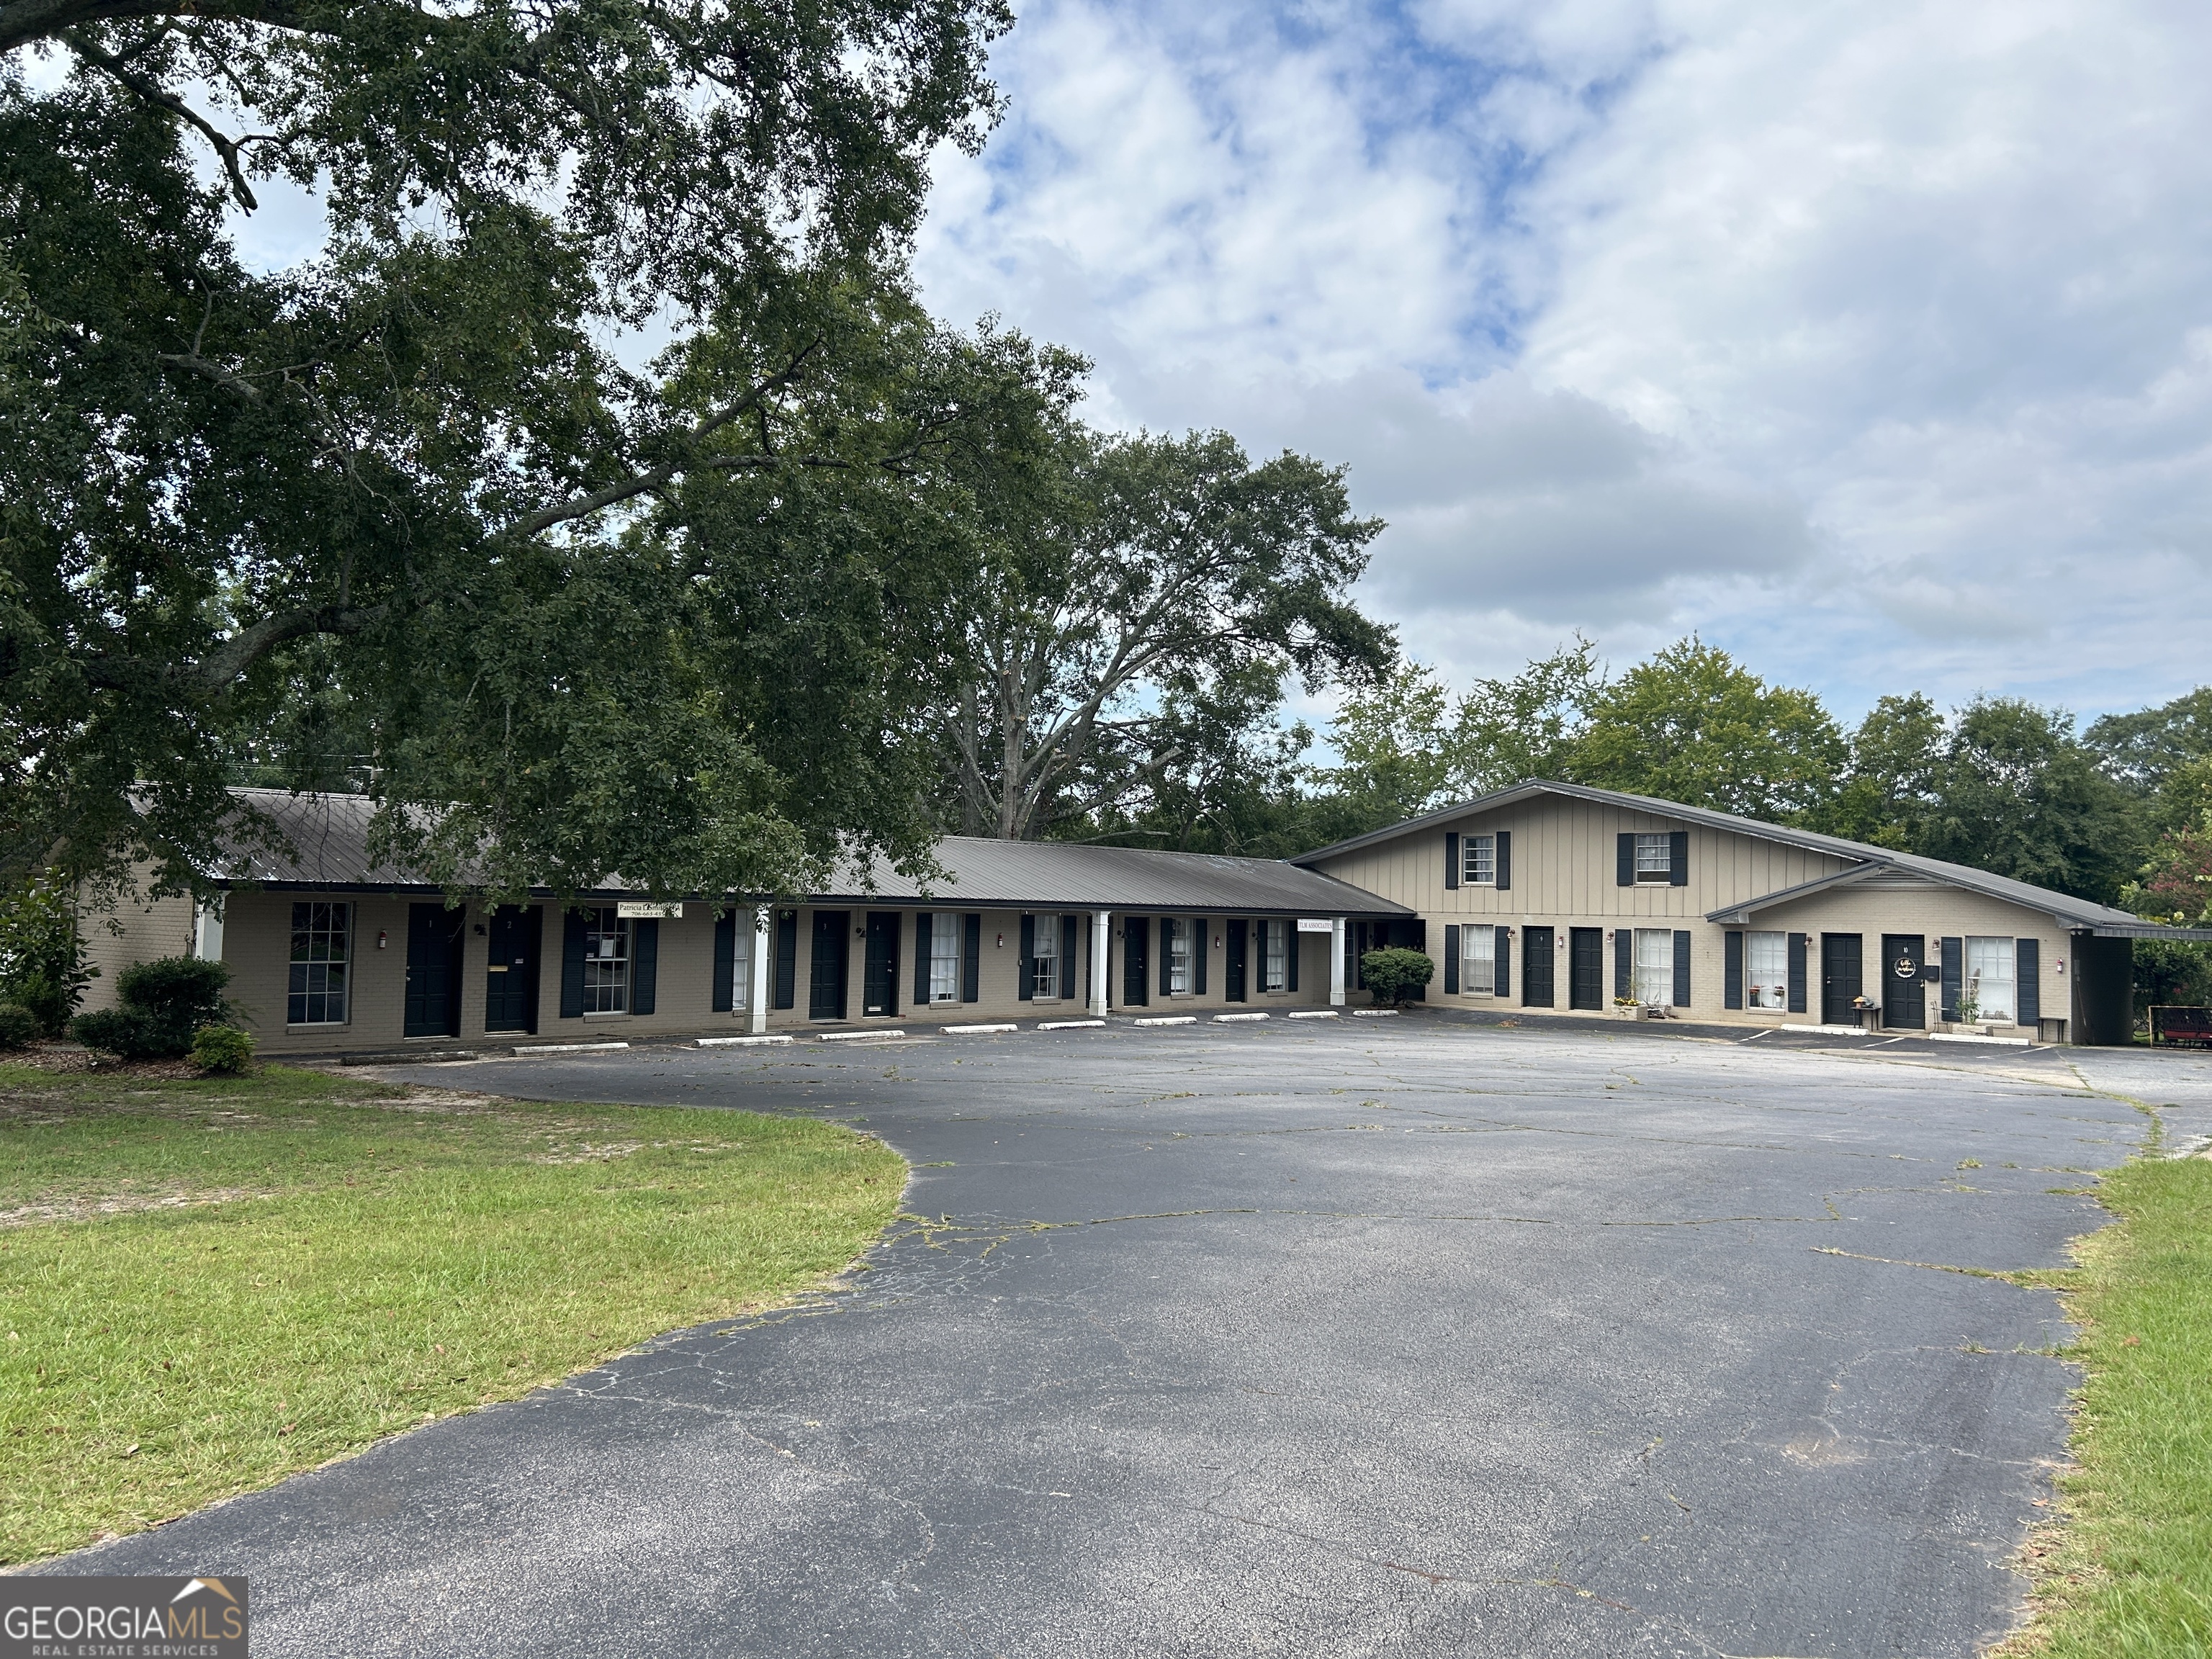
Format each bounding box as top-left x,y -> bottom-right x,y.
1522,926 -> 1555,1008
1882,935 -> 1925,1029
1225,920 -> 1246,1002
810,911 -> 850,1020
1122,917 -> 1148,1006
405,904 -> 464,1038
1568,927 -> 1604,1010
483,905 -> 541,1033
1822,934 -> 1863,1025
863,912 -> 899,1017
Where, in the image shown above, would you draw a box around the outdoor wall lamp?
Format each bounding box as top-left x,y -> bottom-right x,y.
377,930 -> 388,949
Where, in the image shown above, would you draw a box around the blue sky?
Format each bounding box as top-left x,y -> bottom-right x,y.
909,0 -> 2212,725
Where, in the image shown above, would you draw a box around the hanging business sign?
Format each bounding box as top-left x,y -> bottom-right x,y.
617,901 -> 684,919
1295,918 -> 1335,933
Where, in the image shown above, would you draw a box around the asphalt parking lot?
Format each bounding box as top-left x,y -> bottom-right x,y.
52,1017 -> 2212,1657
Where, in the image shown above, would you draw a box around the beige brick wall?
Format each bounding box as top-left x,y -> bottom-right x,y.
75,870 -> 197,1015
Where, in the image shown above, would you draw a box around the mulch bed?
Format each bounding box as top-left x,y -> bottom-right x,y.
1,1043 -> 200,1081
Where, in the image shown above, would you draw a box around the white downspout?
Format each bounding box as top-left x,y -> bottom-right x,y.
1091,911 -> 1110,1017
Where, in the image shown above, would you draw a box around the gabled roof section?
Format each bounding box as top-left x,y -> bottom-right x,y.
1292,778 -> 2212,940
207,789 -> 1410,916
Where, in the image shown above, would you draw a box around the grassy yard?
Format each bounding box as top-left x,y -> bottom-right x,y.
2004,1149 -> 2212,1655
0,1061 -> 902,1563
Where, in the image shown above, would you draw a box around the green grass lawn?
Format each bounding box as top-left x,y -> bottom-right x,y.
2003,1151 -> 2212,1655
0,1061 -> 902,1563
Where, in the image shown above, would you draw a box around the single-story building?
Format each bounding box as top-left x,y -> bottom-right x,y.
81,789 -> 1410,1053
1293,778 -> 2212,1045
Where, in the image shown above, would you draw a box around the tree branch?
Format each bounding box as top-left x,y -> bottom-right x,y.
68,27 -> 258,208
6,0 -> 350,53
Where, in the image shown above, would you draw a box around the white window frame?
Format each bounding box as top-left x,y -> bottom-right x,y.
1461,833 -> 1496,886
287,900 -> 351,1025
1462,926 -> 1495,996
1166,917 -> 1192,996
1634,832 -> 1673,882
583,908 -> 631,1015
927,914 -> 961,1004
1746,930 -> 1788,1010
1634,927 -> 1673,1005
1260,920 -> 1287,992
1032,917 -> 1061,1001
1964,936 -> 2016,1023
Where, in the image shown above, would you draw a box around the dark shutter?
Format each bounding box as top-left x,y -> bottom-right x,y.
1614,931 -> 1631,1002
2016,938 -> 2041,1027
1444,925 -> 1461,994
1287,923 -> 1299,993
1444,833 -> 1460,891
1672,929 -> 1691,1007
1195,919 -> 1208,996
1063,916 -> 1079,1000
560,910 -> 588,1019
712,912 -> 736,1012
1496,830 -> 1511,891
631,918 -> 658,1015
1617,833 -> 1635,886
1941,936 -> 1962,1020
1668,831 -> 1689,886
961,914 -> 981,1002
773,910 -> 798,1010
1017,914 -> 1035,1002
1495,926 -> 1511,999
1724,931 -> 1744,1010
914,912 -> 932,1008
1787,933 -> 1807,1013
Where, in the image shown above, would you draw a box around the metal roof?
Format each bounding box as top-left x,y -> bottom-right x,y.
1293,778 -> 2212,941
210,789 -> 1409,917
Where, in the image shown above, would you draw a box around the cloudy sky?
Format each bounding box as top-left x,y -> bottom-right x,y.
909,0 -> 2212,724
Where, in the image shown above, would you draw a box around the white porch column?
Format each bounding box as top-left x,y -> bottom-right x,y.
1090,911 -> 1110,1017
1329,917 -> 1347,1007
747,906 -> 771,1034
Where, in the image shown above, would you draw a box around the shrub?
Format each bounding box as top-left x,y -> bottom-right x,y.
71,1007 -> 172,1060
0,881 -> 96,1036
1361,947 -> 1434,1007
190,1024 -> 255,1075
71,956 -> 234,1059
0,1003 -> 37,1050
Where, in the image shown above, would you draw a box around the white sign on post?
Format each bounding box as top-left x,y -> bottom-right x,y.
616,901 -> 684,919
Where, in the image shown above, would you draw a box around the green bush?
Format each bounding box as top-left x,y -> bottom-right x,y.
1361,947 -> 1434,1007
71,957 -> 233,1060
189,1024 -> 255,1075
0,1003 -> 37,1050
0,881 -> 96,1036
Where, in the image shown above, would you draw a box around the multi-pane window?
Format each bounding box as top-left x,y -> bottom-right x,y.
1462,926 -> 1496,995
1964,937 -> 2016,1022
1461,833 -> 1496,886
1261,920 -> 1288,992
1166,917 -> 1192,994
1634,928 -> 1673,1004
927,914 -> 961,1002
730,919 -> 752,1012
1746,930 -> 1788,1010
1033,917 -> 1061,999
1634,833 -> 1673,881
583,909 -> 630,1014
287,901 -> 350,1025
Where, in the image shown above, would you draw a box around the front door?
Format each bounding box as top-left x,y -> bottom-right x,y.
1226,920 -> 1247,1002
483,905 -> 541,1033
404,903 -> 464,1038
1523,926 -> 1555,1008
1881,934 -> 1925,1029
863,912 -> 899,1017
1568,927 -> 1604,1010
1821,933 -> 1863,1025
810,911 -> 850,1020
1123,917 -> 1148,1007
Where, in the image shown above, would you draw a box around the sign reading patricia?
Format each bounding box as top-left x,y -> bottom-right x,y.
1,1576 -> 248,1658
615,901 -> 683,919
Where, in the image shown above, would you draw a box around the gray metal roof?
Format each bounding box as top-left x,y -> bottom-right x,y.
210,789 -> 1409,917
1293,778 -> 2212,940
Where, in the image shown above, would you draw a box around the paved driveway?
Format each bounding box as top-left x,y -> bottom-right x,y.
50,1019 -> 2212,1656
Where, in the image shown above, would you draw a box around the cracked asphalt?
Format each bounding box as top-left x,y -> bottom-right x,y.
48,1017 -> 2212,1657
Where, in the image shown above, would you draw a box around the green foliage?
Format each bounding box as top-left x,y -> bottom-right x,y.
1808,693 -> 1947,846
1568,638 -> 1846,821
2131,940 -> 2212,1021
1916,698 -> 2137,902
1360,948 -> 1434,1007
189,1024 -> 255,1075
72,956 -> 232,1058
0,1003 -> 36,1049
2125,812 -> 2212,925
0,881 -> 96,1035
